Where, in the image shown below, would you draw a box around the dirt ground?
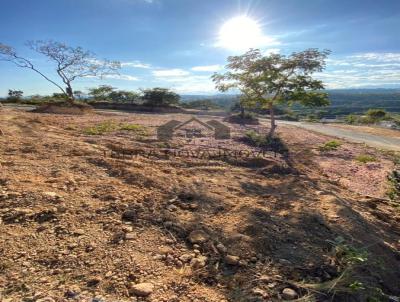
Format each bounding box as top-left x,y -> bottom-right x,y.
0,108 -> 399,302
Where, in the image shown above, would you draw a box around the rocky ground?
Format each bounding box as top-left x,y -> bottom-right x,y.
0,108 -> 399,302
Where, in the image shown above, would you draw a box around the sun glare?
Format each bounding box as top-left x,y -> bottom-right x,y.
218,16 -> 269,51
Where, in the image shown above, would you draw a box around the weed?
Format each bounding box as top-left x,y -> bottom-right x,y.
355,154 -> 377,164
83,120 -> 118,135
387,170 -> 400,201
318,140 -> 342,152
244,130 -> 288,155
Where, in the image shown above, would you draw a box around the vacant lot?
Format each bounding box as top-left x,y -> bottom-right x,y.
0,109 -> 399,302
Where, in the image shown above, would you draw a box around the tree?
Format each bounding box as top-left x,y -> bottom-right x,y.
212,48 -> 331,136
366,109 -> 387,120
109,90 -> 139,103
142,88 -> 180,107
7,89 -> 23,101
88,85 -> 116,101
0,40 -> 120,103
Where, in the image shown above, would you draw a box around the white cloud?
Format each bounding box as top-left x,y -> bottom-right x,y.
153,68 -> 190,77
262,48 -> 280,55
320,52 -> 400,88
103,74 -> 139,81
191,65 -> 223,72
121,61 -> 151,69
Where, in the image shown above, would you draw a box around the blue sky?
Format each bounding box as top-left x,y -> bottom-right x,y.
0,0 -> 399,96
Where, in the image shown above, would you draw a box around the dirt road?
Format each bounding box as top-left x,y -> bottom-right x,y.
277,120 -> 400,151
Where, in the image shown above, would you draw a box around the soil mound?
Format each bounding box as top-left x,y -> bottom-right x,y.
32,102 -> 93,115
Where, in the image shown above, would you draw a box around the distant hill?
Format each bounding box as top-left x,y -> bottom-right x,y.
181,89 -> 400,115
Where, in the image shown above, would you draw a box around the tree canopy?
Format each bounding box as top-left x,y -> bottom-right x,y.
212,48 -> 331,136
0,40 -> 120,102
142,88 -> 180,107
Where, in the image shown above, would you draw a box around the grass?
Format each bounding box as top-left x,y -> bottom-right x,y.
83,121 -> 147,136
355,154 -> 377,164
318,140 -> 342,152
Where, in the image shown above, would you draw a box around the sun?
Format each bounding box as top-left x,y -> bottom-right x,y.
218,16 -> 263,51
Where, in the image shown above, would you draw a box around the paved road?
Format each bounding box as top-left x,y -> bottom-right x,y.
277,120 -> 400,151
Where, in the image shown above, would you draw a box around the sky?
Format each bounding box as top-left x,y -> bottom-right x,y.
0,0 -> 399,96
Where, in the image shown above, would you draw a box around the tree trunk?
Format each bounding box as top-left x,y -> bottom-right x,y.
66,85 -> 75,104
240,105 -> 245,118
268,102 -> 277,137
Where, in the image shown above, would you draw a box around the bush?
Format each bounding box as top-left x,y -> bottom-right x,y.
244,130 -> 288,155
84,121 -> 147,136
355,154 -> 376,164
387,170 -> 400,201
318,140 -> 342,151
225,112 -> 259,125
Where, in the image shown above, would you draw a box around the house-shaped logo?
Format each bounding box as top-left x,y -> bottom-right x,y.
157,117 -> 230,141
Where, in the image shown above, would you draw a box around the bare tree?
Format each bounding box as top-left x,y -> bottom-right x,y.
0,40 -> 121,103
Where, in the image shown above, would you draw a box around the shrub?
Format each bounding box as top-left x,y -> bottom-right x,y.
318,140 -> 342,151
244,130 -> 288,155
387,170 -> 400,201
355,154 -> 376,164
84,121 -> 119,135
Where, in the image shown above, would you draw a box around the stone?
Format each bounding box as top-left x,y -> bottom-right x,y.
130,282 -> 154,297
188,230 -> 209,244
179,254 -> 193,263
122,210 -> 137,222
281,288 -> 298,300
125,233 -> 135,240
216,243 -> 227,253
190,256 -> 207,269
224,255 -> 240,265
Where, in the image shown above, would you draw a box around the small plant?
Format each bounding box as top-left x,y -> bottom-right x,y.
244,130 -> 288,155
318,140 -> 342,152
83,120 -> 119,135
387,170 -> 400,201
355,154 -> 377,164
119,123 -> 147,135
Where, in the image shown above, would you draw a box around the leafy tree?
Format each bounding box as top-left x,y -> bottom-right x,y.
142,88 -> 180,107
109,90 -> 139,103
88,85 -> 115,101
183,99 -> 220,110
366,109 -> 387,120
74,90 -> 84,99
7,89 -> 23,101
0,40 -> 120,103
212,48 -> 331,136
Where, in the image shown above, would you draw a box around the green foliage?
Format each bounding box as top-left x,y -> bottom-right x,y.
366,109 -> 387,120
142,87 -> 180,107
318,140 -> 342,151
119,123 -> 147,135
387,170 -> 400,201
355,154 -> 377,164
213,48 -> 330,136
244,130 -> 288,154
7,89 -> 23,102
88,85 -> 116,101
182,99 -> 220,110
83,120 -> 119,135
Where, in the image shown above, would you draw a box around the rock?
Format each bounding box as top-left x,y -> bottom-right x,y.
190,255 -> 207,269
179,254 -> 193,263
86,276 -> 102,287
188,230 -> 209,244
44,191 -> 61,199
159,246 -> 173,255
224,255 -> 240,265
167,205 -> 178,212
130,282 -> 154,297
125,232 -> 135,240
36,298 -> 55,302
122,210 -> 137,222
73,229 -> 85,236
216,243 -> 227,253
282,288 -> 298,300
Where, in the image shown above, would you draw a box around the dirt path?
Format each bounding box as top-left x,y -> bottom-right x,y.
277,120 -> 400,151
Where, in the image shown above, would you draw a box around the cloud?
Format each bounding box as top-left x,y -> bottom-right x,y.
262,48 -> 280,55
153,68 -> 190,77
320,52 -> 400,88
121,61 -> 151,69
103,74 -> 139,81
191,65 -> 223,72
